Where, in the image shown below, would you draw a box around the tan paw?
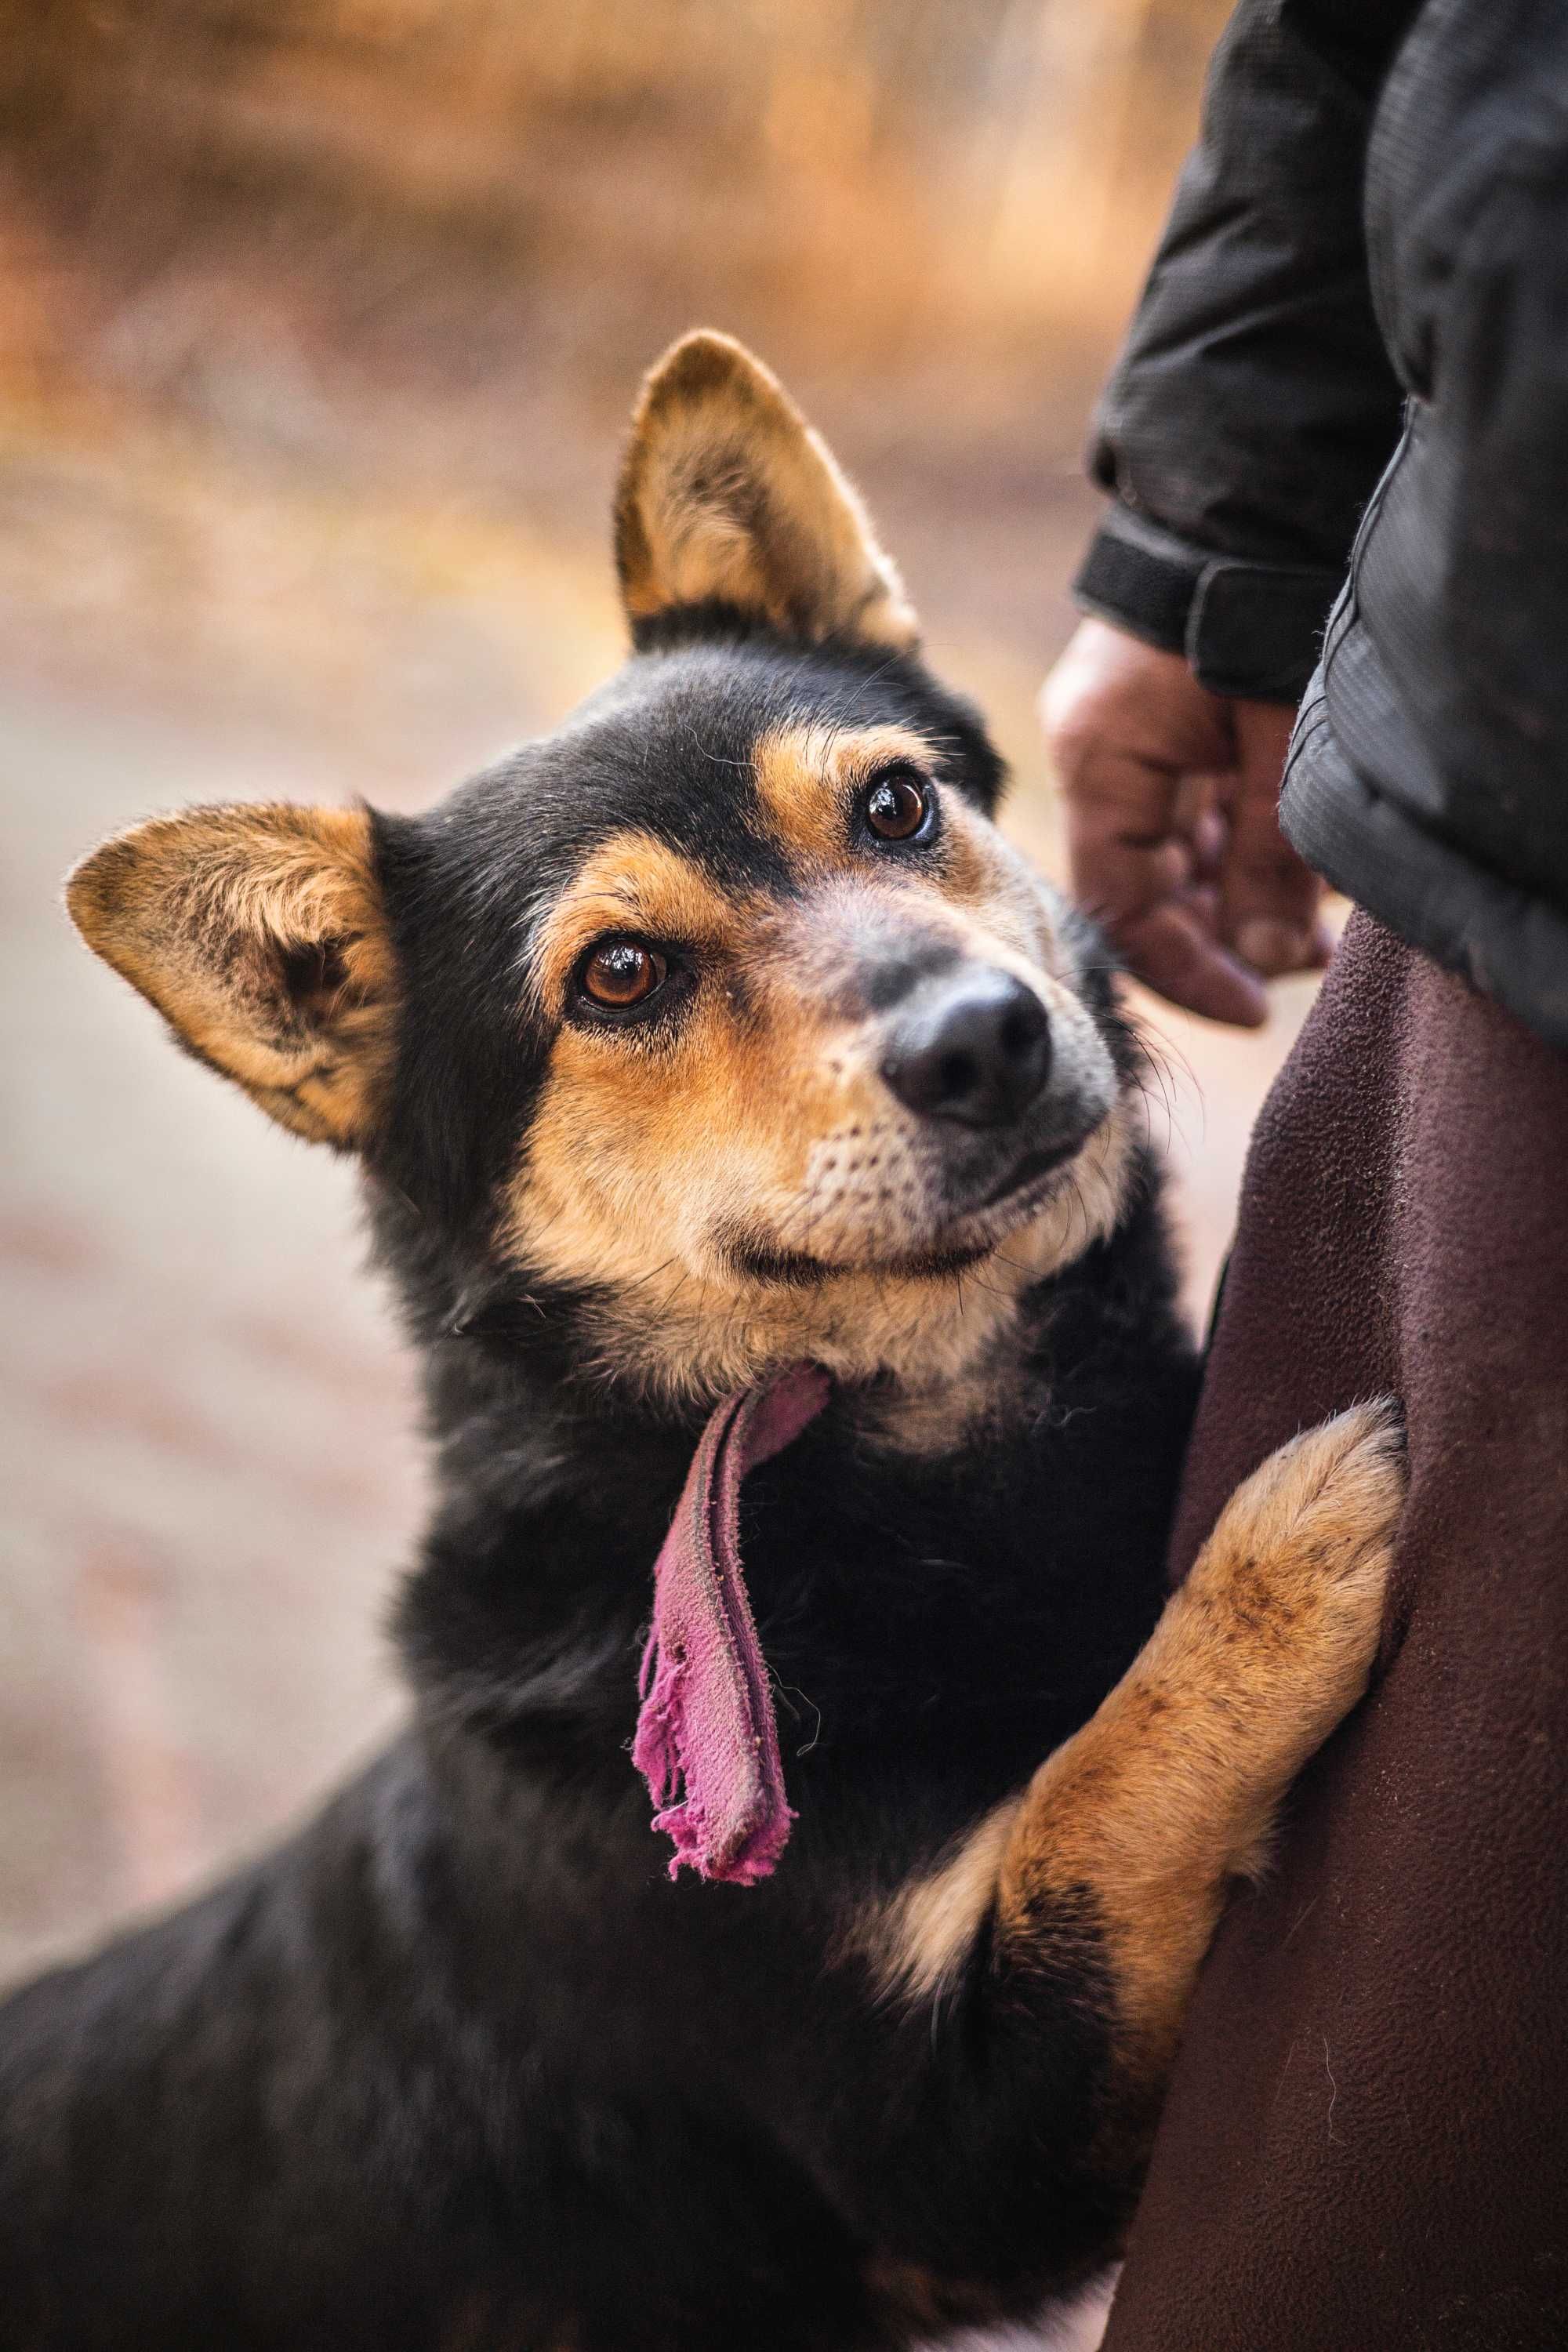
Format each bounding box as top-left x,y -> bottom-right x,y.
1183,1399 -> 1406,1756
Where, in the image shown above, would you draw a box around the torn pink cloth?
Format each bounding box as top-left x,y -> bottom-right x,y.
632,1365 -> 829,1885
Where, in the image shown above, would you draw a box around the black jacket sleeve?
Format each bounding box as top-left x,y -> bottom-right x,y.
1074,0 -> 1421,700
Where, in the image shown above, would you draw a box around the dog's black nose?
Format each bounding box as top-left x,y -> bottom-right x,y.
880,967 -> 1051,1127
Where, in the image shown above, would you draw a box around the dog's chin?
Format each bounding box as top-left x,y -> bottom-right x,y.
720,1123 -> 1102,1290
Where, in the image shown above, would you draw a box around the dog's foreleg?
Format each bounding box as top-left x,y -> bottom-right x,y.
879,1401 -> 1405,2194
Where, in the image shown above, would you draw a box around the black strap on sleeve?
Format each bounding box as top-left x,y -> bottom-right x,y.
1073,505 -> 1343,704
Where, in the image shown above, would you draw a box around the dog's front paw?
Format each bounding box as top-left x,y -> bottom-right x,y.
1185,1399 -> 1406,1756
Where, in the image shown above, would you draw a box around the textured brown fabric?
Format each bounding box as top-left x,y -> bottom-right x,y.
1103,912 -> 1568,2352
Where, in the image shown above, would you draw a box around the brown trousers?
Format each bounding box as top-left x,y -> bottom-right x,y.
1103,915 -> 1568,2352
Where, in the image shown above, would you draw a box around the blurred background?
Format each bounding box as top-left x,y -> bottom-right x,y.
1,0 -> 1323,1982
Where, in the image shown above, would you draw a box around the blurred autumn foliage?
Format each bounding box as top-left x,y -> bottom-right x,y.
0,0 -> 1226,771
4,0 -> 1222,393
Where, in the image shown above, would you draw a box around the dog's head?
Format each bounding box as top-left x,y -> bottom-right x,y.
69,335 -> 1138,1415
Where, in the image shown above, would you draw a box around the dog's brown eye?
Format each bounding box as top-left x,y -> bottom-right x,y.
579,938 -> 667,1010
865,768 -> 932,843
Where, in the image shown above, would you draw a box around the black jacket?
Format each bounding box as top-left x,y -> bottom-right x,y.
1075,0 -> 1568,1049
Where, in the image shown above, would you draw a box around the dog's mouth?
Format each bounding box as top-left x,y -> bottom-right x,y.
717,1120 -> 1099,1290
916,1127 -> 1094,1260
975,1137 -> 1081,1212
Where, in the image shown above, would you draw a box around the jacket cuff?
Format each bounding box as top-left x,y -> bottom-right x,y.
1073,506 -> 1342,703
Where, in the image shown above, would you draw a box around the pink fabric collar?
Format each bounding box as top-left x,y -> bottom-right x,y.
631,1366 -> 830,1885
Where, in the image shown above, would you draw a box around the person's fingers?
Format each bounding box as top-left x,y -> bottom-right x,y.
1178,781 -> 1226,887
1219,700 -> 1325,976
1059,742 -> 1271,1022
1057,731 -> 1267,1019
1059,746 -> 1187,927
1118,901 -> 1270,1028
1041,622 -> 1316,1023
1044,628 -> 1227,944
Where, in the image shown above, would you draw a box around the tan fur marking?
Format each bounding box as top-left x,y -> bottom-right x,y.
528,832 -> 746,1012
67,804 -> 395,1149
938,794 -> 1078,988
867,1798 -> 1022,2003
750,721 -> 942,869
614,332 -> 918,648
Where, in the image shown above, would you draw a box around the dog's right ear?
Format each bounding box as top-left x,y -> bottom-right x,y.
67,804 -> 396,1151
614,331 -> 919,652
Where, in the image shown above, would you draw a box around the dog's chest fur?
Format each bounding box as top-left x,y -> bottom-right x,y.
401,1172 -> 1191,1864
338,1181 -> 1195,2347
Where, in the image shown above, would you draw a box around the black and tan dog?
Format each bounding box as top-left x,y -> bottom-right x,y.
2,335 -> 1403,2350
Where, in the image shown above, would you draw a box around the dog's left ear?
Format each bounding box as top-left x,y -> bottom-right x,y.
614,330 -> 919,652
67,803 -> 396,1151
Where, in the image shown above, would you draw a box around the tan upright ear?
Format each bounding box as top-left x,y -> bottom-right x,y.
66,803 -> 396,1150
614,331 -> 919,652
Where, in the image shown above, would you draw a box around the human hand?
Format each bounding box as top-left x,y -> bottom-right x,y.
1040,618 -> 1330,1025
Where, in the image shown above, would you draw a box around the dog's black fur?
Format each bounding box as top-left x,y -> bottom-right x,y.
1,336 -> 1399,2351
